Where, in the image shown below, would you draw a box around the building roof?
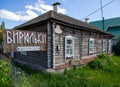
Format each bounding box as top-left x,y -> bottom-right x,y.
107,25 -> 120,38
90,17 -> 120,31
108,25 -> 120,29
14,11 -> 113,36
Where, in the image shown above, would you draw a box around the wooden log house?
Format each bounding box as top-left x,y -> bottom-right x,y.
12,3 -> 113,70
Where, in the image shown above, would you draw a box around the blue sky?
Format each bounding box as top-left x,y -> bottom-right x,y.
0,0 -> 120,29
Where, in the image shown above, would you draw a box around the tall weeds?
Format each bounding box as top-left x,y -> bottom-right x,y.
1,54 -> 120,87
0,58 -> 12,87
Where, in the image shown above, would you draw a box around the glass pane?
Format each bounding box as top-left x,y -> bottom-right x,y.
90,41 -> 93,44
66,49 -> 69,54
89,48 -> 92,51
70,48 -> 73,54
103,40 -> 106,44
67,40 -> 72,44
65,38 -> 74,57
66,45 -> 69,48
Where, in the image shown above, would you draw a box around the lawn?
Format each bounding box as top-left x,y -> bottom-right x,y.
0,54 -> 120,87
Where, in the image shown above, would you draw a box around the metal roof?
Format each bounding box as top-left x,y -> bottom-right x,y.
90,17 -> 120,31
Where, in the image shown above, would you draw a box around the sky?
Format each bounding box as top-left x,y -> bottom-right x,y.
0,0 -> 120,29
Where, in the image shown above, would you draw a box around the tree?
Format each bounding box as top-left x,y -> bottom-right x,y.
116,35 -> 120,45
0,21 -> 5,29
113,35 -> 120,55
0,21 -> 5,44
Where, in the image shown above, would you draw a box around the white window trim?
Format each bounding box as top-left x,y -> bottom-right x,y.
89,38 -> 94,54
102,39 -> 106,52
65,35 -> 74,59
108,40 -> 111,51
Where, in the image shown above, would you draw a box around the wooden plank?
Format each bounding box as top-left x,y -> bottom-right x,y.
3,30 -> 47,53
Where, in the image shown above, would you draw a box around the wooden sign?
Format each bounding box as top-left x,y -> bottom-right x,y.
3,30 -> 46,53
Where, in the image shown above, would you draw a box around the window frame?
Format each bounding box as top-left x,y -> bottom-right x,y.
65,35 -> 74,59
89,38 -> 94,54
108,40 -> 111,51
102,39 -> 106,52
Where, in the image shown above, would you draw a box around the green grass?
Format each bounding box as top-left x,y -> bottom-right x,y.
13,54 -> 120,87
1,54 -> 120,87
0,57 -> 12,87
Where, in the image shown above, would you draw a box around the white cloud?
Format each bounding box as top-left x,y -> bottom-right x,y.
26,0 -> 67,14
17,10 -> 38,21
25,5 -> 46,13
58,7 -> 66,14
0,9 -> 38,21
0,0 -> 67,21
0,9 -> 19,21
40,4 -> 53,12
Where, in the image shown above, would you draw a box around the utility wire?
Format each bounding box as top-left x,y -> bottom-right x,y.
81,0 -> 117,20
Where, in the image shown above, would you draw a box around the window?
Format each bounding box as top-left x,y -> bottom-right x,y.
108,40 -> 111,51
65,35 -> 74,59
89,38 -> 94,54
102,39 -> 106,51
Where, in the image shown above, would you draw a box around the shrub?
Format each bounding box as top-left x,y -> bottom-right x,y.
98,53 -> 108,59
0,58 -> 12,87
64,68 -> 67,74
113,45 -> 120,55
88,59 -> 103,70
88,54 -> 113,70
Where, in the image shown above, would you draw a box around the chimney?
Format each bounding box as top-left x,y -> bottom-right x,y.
85,18 -> 89,23
52,2 -> 61,13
